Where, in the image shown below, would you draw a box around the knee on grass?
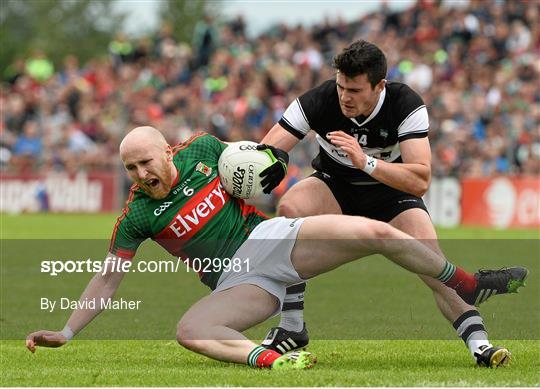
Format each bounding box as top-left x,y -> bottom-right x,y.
176,322 -> 211,352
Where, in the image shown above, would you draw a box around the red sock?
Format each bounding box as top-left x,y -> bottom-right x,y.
256,349 -> 282,368
444,267 -> 477,294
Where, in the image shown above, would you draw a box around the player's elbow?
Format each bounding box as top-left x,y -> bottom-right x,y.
412,180 -> 429,198
411,170 -> 431,197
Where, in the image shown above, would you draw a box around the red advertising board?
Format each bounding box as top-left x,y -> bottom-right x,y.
0,172 -> 118,213
461,177 -> 540,228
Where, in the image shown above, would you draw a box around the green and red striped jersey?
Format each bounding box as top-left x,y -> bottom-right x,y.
109,133 -> 268,289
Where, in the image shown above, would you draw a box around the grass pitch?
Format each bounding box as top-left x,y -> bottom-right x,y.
1,213 -> 539,386
2,340 -> 539,386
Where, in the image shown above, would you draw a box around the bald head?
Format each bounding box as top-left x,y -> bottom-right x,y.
120,126 -> 168,159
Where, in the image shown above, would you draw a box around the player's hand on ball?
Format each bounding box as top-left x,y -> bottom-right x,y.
327,131 -> 367,169
26,330 -> 68,353
256,144 -> 289,194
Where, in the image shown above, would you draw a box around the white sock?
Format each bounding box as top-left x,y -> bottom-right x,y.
278,310 -> 304,332
468,337 -> 492,357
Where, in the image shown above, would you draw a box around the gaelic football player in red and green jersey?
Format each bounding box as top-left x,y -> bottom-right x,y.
26,126 -> 527,370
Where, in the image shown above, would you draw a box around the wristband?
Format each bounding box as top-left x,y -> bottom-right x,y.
60,325 -> 74,341
362,155 -> 378,175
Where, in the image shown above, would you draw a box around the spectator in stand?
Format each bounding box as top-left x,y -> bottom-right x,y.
1,1 -> 538,181
192,14 -> 218,70
25,50 -> 54,84
11,120 -> 42,172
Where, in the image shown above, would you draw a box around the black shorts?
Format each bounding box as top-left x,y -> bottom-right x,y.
311,171 -> 429,223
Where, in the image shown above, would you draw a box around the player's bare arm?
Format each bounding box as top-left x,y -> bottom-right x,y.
260,123 -> 302,152
26,252 -> 127,353
327,131 -> 431,197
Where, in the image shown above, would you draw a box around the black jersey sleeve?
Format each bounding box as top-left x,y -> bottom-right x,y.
278,80 -> 336,139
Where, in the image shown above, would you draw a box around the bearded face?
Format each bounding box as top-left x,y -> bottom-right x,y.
122,145 -> 175,200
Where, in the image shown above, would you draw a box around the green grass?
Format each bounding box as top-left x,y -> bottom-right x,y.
1,213 -> 539,386
1,213 -> 117,239
2,213 -> 540,239
2,340 -> 539,386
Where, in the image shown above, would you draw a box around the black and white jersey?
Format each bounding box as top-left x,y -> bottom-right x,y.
279,79 -> 429,183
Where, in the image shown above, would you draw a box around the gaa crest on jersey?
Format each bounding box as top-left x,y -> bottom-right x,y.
195,162 -> 212,177
379,129 -> 389,140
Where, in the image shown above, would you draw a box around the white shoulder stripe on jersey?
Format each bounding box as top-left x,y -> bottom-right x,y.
281,99 -> 311,136
400,128 -> 428,134
400,105 -> 425,126
397,129 -> 428,138
297,99 -> 310,126
397,105 -> 429,136
281,116 -> 296,131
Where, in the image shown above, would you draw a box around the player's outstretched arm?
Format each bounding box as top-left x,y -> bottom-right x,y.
327,132 -> 431,197
261,123 -> 301,152
26,253 -> 127,353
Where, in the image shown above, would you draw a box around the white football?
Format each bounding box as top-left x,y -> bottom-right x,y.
218,141 -> 273,199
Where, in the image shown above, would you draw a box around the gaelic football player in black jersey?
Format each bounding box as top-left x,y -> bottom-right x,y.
27,126 -> 527,370
259,40 -> 520,368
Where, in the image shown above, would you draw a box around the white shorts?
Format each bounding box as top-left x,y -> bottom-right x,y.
213,217 -> 305,312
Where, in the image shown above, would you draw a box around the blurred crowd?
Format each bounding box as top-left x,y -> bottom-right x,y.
2,0 -> 539,183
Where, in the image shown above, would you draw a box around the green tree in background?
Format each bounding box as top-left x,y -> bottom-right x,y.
0,0 -> 126,79
158,0 -> 219,44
